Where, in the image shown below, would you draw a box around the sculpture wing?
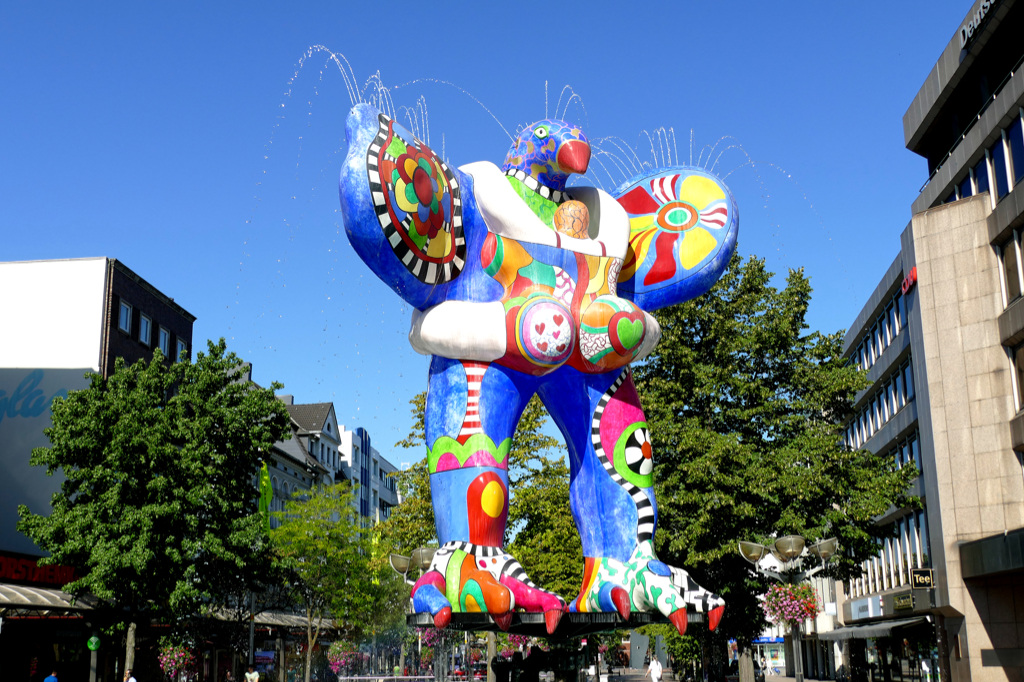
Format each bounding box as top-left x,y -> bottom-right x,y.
612,166 -> 738,311
340,103 -> 468,308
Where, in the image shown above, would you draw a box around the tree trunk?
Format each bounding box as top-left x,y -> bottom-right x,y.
401,638 -> 408,678
306,619 -> 314,682
739,648 -> 754,682
487,633 -> 496,682
124,621 -> 137,674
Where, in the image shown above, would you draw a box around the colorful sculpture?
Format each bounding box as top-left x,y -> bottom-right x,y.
340,104 -> 738,636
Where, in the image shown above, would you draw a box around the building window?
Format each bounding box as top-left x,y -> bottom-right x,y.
1010,115 -> 1024,187
119,301 -> 132,333
1013,343 -> 1024,410
139,314 -> 152,346
975,156 -> 990,196
1000,233 -> 1023,306
958,174 -> 973,200
992,136 -> 1010,199
159,327 -> 170,355
176,338 -> 188,362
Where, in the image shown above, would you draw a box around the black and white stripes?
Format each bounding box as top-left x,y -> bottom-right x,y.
434,541 -> 538,588
504,168 -> 568,204
365,113 -> 465,285
591,369 -> 656,543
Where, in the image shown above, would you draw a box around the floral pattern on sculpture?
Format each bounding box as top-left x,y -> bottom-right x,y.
393,146 -> 449,239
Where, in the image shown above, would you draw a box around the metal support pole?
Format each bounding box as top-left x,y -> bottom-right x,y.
89,629 -> 99,682
793,622 -> 804,682
249,592 -> 256,666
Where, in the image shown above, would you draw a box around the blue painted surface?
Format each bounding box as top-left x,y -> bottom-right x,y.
613,166 -> 739,312
430,465 -> 506,544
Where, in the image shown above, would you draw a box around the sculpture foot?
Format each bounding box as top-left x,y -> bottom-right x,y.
434,606 -> 452,629
668,608 -> 688,636
708,604 -> 725,631
415,542 -> 567,628
573,542 -> 725,631
492,612 -> 513,631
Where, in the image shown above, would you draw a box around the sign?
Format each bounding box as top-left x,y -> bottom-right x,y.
0,552 -> 78,587
87,636 -> 101,651
0,368 -> 93,556
894,593 -> 914,611
911,568 -> 934,588
959,0 -> 999,49
901,266 -> 918,295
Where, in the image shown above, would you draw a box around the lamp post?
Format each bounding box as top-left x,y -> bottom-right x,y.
738,536 -> 838,682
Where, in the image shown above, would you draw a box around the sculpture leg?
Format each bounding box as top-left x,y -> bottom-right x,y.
537,366 -> 725,634
412,356 -> 565,633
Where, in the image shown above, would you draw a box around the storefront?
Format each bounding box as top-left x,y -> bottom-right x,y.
820,617 -> 937,682
751,637 -> 785,674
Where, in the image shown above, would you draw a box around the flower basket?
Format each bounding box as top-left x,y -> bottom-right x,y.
761,583 -> 818,627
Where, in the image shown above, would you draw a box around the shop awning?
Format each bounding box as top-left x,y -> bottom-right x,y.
0,584 -> 98,617
819,617 -> 926,640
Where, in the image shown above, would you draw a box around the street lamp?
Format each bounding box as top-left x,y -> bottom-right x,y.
737,535 -> 838,682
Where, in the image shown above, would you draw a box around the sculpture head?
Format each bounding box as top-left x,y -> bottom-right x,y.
502,118 -> 590,192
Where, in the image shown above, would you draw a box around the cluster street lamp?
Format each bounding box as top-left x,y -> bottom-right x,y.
737,535 -> 838,682
390,547 -> 437,587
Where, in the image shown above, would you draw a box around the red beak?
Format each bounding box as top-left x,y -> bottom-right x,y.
557,139 -> 591,175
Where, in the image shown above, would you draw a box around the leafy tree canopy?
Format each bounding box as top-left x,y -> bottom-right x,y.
271,482 -> 371,682
632,253 -> 918,644
18,339 -> 290,625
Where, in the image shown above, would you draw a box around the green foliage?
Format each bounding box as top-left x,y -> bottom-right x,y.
271,482 -> 370,682
632,253 -> 918,644
17,339 -> 290,626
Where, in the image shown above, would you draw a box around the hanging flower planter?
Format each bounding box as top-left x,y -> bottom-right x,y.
761,583 -> 818,626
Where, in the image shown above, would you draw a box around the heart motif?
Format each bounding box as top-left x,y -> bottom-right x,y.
555,344 -> 566,352
552,314 -> 564,326
615,318 -> 645,351
537,342 -> 549,352
535,323 -> 545,335
553,331 -> 560,339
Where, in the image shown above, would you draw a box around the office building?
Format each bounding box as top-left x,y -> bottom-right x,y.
833,1 -> 1024,679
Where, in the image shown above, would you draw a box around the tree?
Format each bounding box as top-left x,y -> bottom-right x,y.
18,339 -> 291,670
271,482 -> 370,682
632,253 -> 918,647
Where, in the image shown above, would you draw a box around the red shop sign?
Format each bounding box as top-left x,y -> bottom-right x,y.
901,266 -> 918,295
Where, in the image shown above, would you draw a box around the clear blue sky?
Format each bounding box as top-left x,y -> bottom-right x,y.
0,1 -> 969,463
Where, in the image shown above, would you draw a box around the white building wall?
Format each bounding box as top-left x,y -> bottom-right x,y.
0,258 -> 108,371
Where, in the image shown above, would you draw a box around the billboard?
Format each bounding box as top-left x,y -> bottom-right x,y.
0,368 -> 92,556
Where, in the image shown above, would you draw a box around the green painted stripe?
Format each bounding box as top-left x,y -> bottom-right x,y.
446,549 -> 467,610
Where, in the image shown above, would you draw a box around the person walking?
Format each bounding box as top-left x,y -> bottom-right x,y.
645,656 -> 663,682
245,665 -> 260,682
126,669 -> 137,682
44,671 -> 58,682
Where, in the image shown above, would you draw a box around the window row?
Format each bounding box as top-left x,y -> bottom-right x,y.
378,467 -> 397,492
885,430 -> 922,475
314,441 -> 339,471
852,288 -> 908,372
118,299 -> 187,360
844,358 -> 915,450
847,509 -> 931,599
945,107 -> 1024,205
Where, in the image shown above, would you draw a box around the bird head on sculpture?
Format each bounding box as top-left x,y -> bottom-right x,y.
501,119 -> 591,193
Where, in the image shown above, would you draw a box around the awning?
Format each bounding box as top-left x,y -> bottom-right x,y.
819,617 -> 927,640
0,583 -> 313,628
0,584 -> 98,617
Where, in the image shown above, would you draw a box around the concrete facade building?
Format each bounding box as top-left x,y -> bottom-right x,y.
270,396 -> 401,526
0,257 -> 195,682
836,2 -> 1024,679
